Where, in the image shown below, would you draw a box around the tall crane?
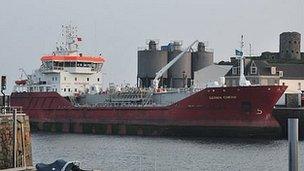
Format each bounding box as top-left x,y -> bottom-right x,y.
143,40 -> 198,106
152,40 -> 198,89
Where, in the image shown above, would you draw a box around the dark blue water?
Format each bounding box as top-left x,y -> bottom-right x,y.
32,133 -> 303,171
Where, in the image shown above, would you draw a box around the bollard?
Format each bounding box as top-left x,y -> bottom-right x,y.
288,118 -> 298,171
13,109 -> 17,168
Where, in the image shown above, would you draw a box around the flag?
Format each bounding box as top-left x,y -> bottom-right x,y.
77,37 -> 82,41
235,49 -> 243,56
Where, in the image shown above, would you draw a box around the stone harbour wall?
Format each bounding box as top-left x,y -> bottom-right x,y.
0,114 -> 32,169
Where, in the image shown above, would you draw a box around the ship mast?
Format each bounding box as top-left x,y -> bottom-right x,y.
237,35 -> 251,86
54,24 -> 80,56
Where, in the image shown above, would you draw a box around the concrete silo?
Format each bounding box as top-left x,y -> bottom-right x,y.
191,42 -> 214,79
137,40 -> 168,88
279,32 -> 301,60
167,41 -> 192,88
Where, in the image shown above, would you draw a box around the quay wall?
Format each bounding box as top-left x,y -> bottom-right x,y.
0,114 -> 32,169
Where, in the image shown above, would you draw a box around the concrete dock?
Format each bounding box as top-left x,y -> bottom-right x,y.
273,107 -> 304,139
0,166 -> 35,171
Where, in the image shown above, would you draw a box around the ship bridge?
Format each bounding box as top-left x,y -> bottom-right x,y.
40,55 -> 105,74
14,24 -> 106,97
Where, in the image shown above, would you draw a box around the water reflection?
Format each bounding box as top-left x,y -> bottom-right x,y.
32,133 -> 298,171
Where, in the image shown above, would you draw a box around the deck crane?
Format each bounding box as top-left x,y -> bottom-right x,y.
143,40 -> 199,106
152,40 -> 199,89
18,68 -> 33,84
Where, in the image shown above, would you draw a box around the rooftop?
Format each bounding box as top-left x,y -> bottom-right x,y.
272,63 -> 304,79
41,55 -> 106,63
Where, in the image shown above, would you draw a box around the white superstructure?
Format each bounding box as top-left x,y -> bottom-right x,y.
14,25 -> 106,97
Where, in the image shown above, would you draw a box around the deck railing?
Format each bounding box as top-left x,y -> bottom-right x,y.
0,106 -> 24,115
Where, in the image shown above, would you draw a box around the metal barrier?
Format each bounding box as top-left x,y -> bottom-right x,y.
0,106 -> 24,115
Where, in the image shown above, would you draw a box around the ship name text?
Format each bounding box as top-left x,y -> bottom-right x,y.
209,95 -> 237,100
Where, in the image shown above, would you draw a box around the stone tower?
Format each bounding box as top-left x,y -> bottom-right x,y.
279,32 -> 301,60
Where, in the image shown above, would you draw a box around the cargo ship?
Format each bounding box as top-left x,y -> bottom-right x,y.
10,25 -> 287,137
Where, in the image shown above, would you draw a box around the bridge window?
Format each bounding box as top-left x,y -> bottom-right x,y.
53,62 -> 64,69
84,63 -> 91,67
64,62 -> 71,67
63,62 -> 76,67
77,62 -> 84,67
76,62 -> 92,68
44,61 -> 53,69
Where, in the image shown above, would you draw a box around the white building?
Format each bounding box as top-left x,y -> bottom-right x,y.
193,64 -> 232,88
273,64 -> 304,92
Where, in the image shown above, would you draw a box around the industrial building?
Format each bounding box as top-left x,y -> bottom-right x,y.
191,42 -> 214,78
138,32 -> 304,92
167,41 -> 192,88
193,64 -> 232,88
137,40 -> 214,88
137,40 -> 168,88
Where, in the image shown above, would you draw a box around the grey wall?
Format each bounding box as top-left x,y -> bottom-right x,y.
279,32 -> 301,60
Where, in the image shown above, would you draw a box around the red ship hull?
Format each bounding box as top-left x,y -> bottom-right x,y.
10,85 -> 287,137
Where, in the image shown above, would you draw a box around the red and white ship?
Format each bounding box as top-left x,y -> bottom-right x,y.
10,25 -> 287,137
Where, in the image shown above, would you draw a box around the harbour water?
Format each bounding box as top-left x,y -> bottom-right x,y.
32,133 -> 304,171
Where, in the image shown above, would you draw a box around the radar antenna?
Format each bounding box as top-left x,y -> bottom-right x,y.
54,24 -> 81,55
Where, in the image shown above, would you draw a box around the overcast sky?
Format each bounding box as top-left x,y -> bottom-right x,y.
0,0 -> 303,92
